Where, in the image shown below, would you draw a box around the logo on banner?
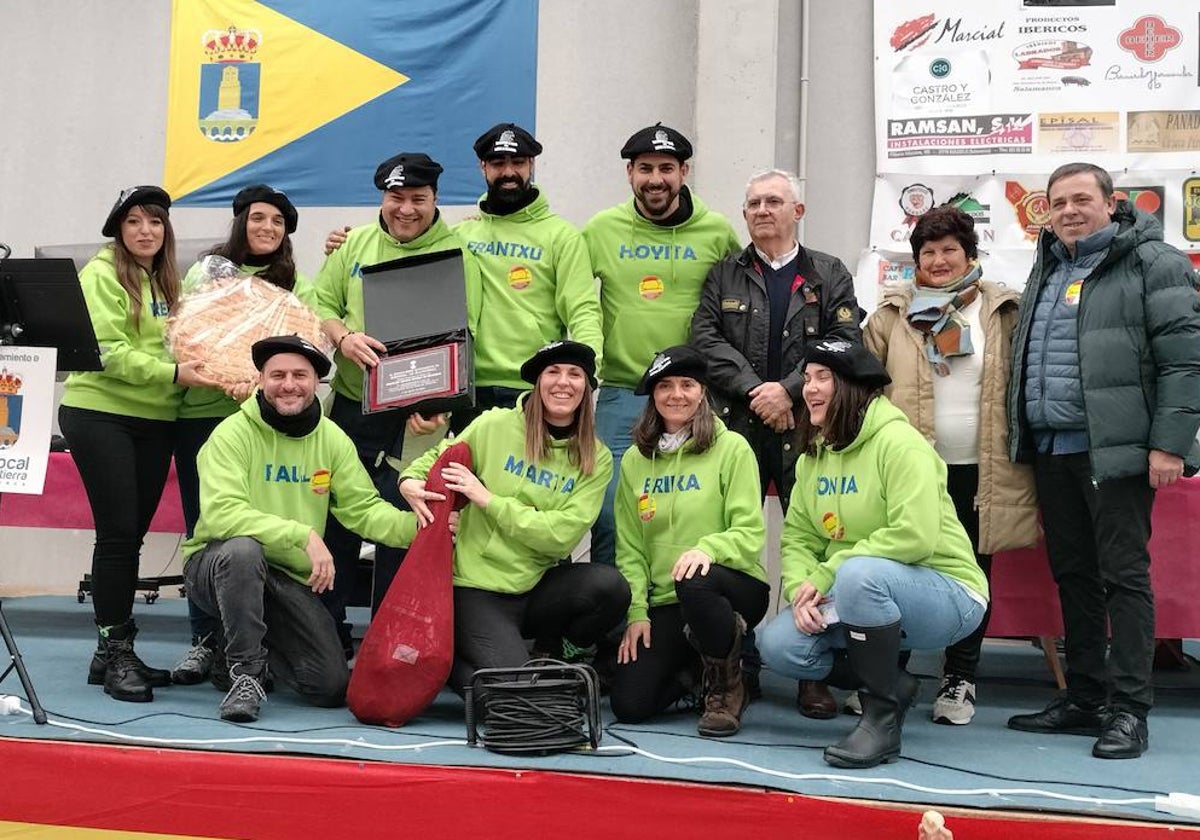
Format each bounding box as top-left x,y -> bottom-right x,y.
1113,186 -> 1165,226
1006,181 -> 1050,241
877,259 -> 916,288
0,368 -> 22,449
1118,16 -> 1182,63
1038,112 -> 1119,154
1181,178 -> 1200,242
887,113 -> 1033,158
198,26 -> 261,142
891,14 -> 939,52
948,192 -> 992,226
1013,40 -> 1092,70
889,15 -> 1005,53
1128,111 -> 1200,153
899,184 -> 935,221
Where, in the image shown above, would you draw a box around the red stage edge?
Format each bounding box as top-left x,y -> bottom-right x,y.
1,738 -> 1194,839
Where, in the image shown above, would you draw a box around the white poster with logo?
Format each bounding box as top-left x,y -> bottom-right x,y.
872,1 -> 1200,256
0,346 -> 56,495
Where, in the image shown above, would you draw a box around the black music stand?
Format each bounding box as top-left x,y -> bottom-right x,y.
0,255 -> 105,725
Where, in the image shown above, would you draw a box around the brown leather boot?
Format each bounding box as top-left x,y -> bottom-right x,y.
797,680 -> 838,719
690,615 -> 748,738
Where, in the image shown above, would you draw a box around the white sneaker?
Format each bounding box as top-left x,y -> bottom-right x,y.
932,674 -> 976,725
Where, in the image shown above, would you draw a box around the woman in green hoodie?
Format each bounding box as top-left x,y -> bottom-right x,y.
610,345 -> 768,738
758,339 -> 987,769
399,341 -> 630,695
59,186 -> 220,703
170,184 -> 312,689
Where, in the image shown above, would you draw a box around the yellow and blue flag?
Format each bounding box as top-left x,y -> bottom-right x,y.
164,0 -> 538,206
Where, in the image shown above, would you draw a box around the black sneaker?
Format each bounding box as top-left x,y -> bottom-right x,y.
219,664 -> 268,722
171,634 -> 219,685
1092,711 -> 1148,759
1007,694 -> 1104,736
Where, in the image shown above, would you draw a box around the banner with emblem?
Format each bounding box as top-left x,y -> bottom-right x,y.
0,346 -> 56,495
164,0 -> 538,207
870,1 -> 1200,256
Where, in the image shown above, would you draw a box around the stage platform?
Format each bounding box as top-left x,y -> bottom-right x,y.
1,595 -> 1198,838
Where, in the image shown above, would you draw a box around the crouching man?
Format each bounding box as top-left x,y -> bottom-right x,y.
183,335 -> 427,722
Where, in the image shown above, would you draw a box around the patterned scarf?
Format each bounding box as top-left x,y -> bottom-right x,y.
905,261 -> 983,377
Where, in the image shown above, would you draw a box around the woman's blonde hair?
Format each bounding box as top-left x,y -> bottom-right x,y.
109,203 -> 180,329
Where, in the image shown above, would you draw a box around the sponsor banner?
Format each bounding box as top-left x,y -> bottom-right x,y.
0,346 -> 56,495
871,173 -> 1200,253
874,1 -> 1200,174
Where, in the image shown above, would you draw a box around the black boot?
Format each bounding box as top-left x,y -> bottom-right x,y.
824,621 -> 906,769
99,621 -> 154,703
88,619 -> 170,688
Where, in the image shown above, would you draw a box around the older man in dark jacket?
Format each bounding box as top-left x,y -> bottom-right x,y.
1006,162 -> 1200,759
690,168 -> 862,718
691,169 -> 862,506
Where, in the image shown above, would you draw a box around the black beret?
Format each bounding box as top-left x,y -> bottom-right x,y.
473,123 -> 542,160
519,340 -> 597,388
620,123 -> 693,162
635,345 -> 708,396
232,184 -> 298,234
102,186 -> 171,238
373,153 -> 444,191
251,334 -> 332,379
804,339 -> 891,389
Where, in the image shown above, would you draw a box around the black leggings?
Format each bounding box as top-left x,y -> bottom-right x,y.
610,564 -> 770,723
943,463 -> 993,679
450,562 -> 631,694
58,405 -> 175,627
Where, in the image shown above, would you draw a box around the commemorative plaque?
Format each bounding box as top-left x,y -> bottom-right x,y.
361,249 -> 473,416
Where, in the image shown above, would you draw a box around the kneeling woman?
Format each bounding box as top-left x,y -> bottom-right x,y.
399,341 -> 630,692
610,346 -> 769,737
759,339 -> 987,768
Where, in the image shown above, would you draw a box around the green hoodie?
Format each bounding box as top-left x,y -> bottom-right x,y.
313,215 -> 481,401
402,402 -> 612,594
60,247 -> 182,421
583,191 -> 740,388
782,396 -> 987,603
455,189 -> 603,389
615,417 -> 766,624
177,261 -> 316,420
183,396 -> 417,584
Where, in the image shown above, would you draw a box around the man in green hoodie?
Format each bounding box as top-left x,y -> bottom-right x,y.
583,123 -> 741,568
313,152 -> 479,656
183,336 -> 422,723
449,123 -> 603,433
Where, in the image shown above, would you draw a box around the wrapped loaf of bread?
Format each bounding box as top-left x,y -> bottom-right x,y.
166,256 -> 332,389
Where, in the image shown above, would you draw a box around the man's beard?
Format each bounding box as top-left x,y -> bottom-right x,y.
486,175 -> 533,209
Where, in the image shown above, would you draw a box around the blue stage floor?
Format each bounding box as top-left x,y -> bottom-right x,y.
2,595 -> 1198,825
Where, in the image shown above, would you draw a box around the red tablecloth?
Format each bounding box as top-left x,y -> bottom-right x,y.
0,451 -> 186,534
988,477 -> 1200,638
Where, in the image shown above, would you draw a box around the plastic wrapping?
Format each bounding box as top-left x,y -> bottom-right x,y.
166,256 -> 332,388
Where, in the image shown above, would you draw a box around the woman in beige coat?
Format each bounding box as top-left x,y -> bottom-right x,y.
864,204 -> 1038,726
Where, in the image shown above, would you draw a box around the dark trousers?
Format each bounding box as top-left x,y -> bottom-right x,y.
58,406 -> 175,628
447,386 -> 523,436
322,392 -> 410,650
1034,452 -> 1155,716
743,423 -> 793,510
185,537 -> 348,706
449,562 -> 631,694
942,463 -> 993,679
175,416 -> 225,643
610,565 -> 770,723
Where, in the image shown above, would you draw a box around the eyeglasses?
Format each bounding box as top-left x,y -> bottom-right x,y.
744,196 -> 792,211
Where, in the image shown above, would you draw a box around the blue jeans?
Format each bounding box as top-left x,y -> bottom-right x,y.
759,556 -> 986,680
591,386 -> 645,567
